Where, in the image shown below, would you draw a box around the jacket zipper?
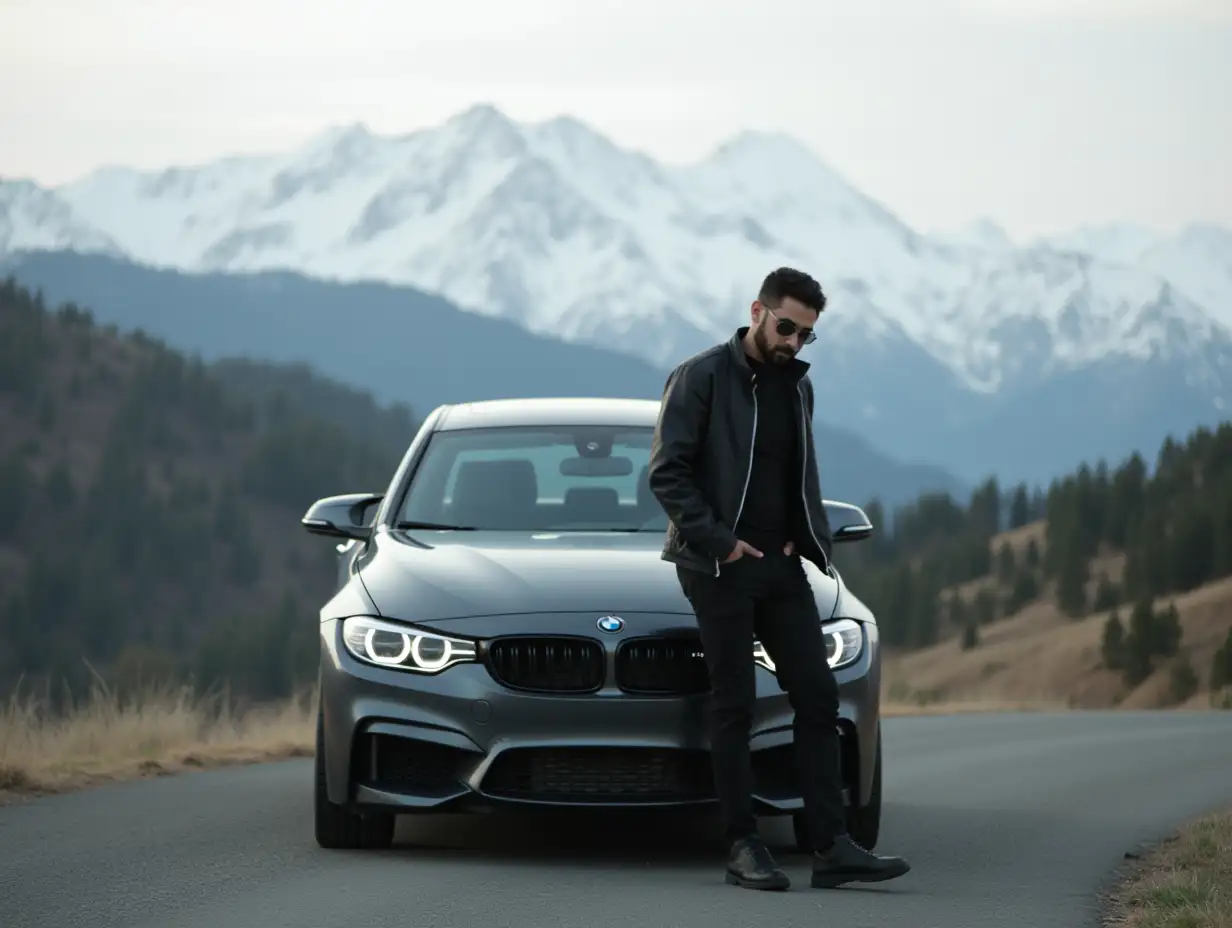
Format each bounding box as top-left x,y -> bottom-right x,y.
719,375 -> 759,577
797,381 -> 829,573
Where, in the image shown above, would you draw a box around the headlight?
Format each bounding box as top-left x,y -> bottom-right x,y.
753,618 -> 864,673
341,616 -> 477,674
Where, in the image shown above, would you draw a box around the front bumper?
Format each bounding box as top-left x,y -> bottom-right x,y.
318,613 -> 881,813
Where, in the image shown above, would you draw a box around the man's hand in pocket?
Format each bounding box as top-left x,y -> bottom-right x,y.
724,539 -> 764,563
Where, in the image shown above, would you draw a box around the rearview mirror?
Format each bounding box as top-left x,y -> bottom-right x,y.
301,492 -> 384,541
824,500 -> 873,543
560,456 -> 633,477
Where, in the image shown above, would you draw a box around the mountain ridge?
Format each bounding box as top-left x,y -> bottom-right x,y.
1,249 -> 967,513
5,103 -> 1228,384
3,101 -> 1229,485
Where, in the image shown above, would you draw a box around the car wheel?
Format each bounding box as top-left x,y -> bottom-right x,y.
792,727 -> 882,853
792,810 -> 812,854
846,727 -> 882,851
314,707 -> 395,850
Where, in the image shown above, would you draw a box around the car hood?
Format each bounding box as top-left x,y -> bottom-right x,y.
356,529 -> 840,625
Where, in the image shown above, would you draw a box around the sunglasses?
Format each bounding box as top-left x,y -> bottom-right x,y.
764,306 -> 816,345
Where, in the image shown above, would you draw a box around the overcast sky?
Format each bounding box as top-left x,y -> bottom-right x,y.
2,0 -> 1228,242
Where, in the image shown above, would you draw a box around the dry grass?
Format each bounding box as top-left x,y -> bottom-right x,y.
0,674 -> 315,804
1105,806 -> 1232,928
0,667 -> 1071,803
880,697 -> 1067,716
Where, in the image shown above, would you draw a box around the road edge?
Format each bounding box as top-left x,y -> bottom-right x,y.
1,702 -> 1058,806
1,705 -> 1208,808
0,744 -> 313,807
1098,803 -> 1232,927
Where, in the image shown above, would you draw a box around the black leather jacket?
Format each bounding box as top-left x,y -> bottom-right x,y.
647,328 -> 834,577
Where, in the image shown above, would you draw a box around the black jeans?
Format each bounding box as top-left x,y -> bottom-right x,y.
677,550 -> 846,850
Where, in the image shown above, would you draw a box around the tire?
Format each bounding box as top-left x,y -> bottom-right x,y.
792,810 -> 812,854
793,727 -> 882,853
846,727 -> 882,851
314,707 -> 395,850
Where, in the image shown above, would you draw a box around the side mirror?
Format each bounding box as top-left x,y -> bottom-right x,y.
824,499 -> 873,543
301,492 -> 384,541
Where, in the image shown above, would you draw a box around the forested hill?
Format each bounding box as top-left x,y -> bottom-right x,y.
0,277 -> 419,702
837,419 -> 1232,705
839,420 -> 1232,649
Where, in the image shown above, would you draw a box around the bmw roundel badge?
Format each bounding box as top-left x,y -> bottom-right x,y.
597,615 -> 625,633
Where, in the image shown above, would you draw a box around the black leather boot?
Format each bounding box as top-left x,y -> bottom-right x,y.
810,834 -> 911,888
725,836 -> 791,890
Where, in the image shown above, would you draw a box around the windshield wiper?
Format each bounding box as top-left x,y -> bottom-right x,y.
395,520 -> 478,531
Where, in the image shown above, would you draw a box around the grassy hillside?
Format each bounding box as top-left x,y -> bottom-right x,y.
852,428 -> 1232,709
883,526 -> 1232,709
0,276 -> 417,703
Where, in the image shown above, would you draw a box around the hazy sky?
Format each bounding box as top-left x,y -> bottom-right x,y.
2,0 -> 1229,242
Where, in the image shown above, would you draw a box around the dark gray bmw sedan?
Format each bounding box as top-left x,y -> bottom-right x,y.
303,397 -> 884,853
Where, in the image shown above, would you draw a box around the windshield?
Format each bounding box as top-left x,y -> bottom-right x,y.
396,425 -> 669,532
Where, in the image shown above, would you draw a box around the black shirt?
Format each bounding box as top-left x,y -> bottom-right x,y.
735,354 -> 805,552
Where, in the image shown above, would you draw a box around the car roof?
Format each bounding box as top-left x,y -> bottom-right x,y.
435,397 -> 662,431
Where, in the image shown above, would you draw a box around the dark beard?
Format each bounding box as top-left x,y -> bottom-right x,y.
754,320 -> 794,364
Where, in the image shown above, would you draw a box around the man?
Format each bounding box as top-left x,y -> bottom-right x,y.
647,267 -> 911,891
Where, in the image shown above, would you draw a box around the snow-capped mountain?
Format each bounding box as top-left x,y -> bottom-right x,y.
0,179 -> 123,257
2,102 -> 1229,485
1038,221 -> 1232,331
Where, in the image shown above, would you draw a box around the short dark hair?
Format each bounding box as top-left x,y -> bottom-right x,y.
758,267 -> 826,314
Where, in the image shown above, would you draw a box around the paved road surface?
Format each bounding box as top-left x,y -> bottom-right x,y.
3,712 -> 1232,928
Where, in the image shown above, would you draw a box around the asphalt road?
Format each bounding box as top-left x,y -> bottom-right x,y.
3,712 -> 1232,928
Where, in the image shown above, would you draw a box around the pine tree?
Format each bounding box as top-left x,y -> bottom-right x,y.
1006,566 -> 1039,615
1153,603 -> 1183,658
968,477 -> 1001,538
1105,452 -> 1146,547
1101,609 -> 1125,670
1211,627 -> 1232,691
1123,512 -> 1169,601
1166,502 -> 1215,593
948,592 -> 968,629
0,454 -> 33,539
1123,597 -> 1158,686
1055,552 -> 1089,618
911,569 -> 942,648
996,541 -> 1016,584
1213,491 -> 1232,578
1092,573 -> 1120,612
1009,484 -> 1031,529
1025,538 -> 1041,570
1168,657 -> 1198,704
